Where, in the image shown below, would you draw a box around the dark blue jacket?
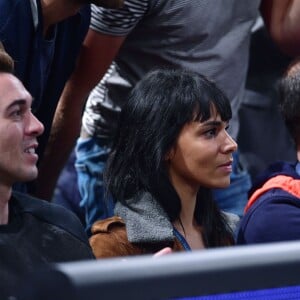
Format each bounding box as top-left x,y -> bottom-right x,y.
237,161 -> 300,244
0,0 -> 90,158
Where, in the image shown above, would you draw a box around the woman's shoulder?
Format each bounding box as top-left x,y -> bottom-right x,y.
91,216 -> 125,233
90,216 -> 143,258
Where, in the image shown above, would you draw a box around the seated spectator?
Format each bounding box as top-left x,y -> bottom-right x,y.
237,57 -> 300,245
0,47 -> 94,298
90,69 -> 239,258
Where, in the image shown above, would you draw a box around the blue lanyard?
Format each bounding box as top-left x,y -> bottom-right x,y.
173,227 -> 191,251
296,162 -> 300,176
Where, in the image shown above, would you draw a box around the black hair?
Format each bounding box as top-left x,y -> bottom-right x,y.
279,58 -> 300,145
105,69 -> 234,247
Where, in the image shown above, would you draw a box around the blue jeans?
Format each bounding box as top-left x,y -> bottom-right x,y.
213,151 -> 252,217
52,150 -> 85,226
75,137 -> 114,236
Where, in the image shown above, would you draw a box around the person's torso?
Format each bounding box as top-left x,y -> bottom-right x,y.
90,216 -> 185,258
0,194 -> 94,295
83,0 -> 260,139
237,162 -> 300,244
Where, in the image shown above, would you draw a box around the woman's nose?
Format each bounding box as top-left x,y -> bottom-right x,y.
222,131 -> 238,153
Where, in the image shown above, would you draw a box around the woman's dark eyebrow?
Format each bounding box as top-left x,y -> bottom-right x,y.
201,119 -> 230,127
201,120 -> 222,127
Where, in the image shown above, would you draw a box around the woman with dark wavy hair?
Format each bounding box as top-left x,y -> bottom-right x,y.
90,69 -> 238,257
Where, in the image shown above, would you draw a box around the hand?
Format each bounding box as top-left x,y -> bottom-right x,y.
153,247 -> 173,258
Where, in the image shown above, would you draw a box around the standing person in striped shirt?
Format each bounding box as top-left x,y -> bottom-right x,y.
41,0 -> 300,234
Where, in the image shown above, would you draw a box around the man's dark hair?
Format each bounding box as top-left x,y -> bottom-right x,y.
279,58 -> 300,144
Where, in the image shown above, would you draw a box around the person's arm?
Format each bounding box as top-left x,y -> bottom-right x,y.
35,29 -> 125,200
260,0 -> 300,56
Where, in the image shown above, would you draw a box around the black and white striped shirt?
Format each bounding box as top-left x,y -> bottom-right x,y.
91,0 -> 148,36
83,0 -> 261,139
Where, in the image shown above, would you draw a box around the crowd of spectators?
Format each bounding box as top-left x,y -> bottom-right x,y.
2,0 -> 300,298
